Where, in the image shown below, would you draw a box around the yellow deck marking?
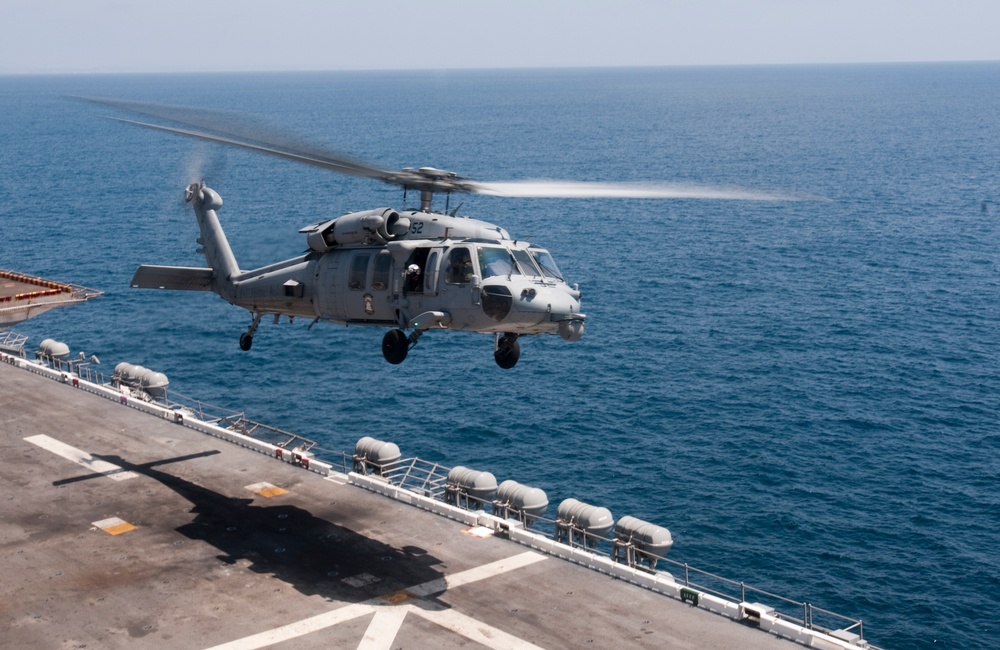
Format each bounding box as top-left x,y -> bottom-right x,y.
92,517 -> 137,535
104,522 -> 138,535
244,482 -> 288,498
379,590 -> 415,605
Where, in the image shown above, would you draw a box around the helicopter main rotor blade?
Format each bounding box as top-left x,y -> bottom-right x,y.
469,180 -> 806,201
79,96 -> 419,183
80,96 -> 483,196
110,117 -> 395,182
82,97 -> 815,203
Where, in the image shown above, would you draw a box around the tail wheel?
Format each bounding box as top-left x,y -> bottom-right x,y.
240,313 -> 262,352
494,334 -> 520,369
382,329 -> 409,364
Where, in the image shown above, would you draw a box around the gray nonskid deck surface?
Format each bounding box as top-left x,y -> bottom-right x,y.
0,362 -> 794,649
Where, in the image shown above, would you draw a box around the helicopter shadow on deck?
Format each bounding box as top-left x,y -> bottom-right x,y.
53,451 -> 446,603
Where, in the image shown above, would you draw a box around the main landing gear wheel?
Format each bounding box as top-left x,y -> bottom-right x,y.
382,329 -> 409,364
494,333 -> 520,369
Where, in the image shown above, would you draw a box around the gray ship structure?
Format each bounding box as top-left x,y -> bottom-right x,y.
0,269 -> 102,325
0,271 -> 879,649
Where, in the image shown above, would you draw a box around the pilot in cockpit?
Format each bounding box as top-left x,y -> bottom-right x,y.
446,248 -> 475,284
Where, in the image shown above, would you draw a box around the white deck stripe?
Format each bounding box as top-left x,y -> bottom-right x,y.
408,549 -> 546,597
24,434 -> 139,481
204,550 -> 546,650
205,603 -> 376,650
410,606 -> 546,650
357,607 -> 408,650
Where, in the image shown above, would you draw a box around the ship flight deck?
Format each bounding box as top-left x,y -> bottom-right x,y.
0,353 -> 871,649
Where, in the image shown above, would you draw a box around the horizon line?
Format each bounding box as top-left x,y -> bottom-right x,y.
2,58 -> 999,78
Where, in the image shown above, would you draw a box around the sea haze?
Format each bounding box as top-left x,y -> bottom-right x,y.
2,64 -> 998,649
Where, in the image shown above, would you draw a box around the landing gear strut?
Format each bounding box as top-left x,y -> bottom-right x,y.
494,333 -> 520,369
240,313 -> 262,351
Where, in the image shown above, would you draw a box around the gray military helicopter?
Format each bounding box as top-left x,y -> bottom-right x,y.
97,99 -> 791,368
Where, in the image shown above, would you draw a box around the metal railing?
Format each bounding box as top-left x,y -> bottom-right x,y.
365,456 -> 452,497
218,415 -> 317,453
21,351 -> 107,385
156,390 -> 320,454
0,330 -> 29,355
661,557 -> 867,643
158,389 -> 245,425
16,340 -> 321,456
352,455 -> 877,649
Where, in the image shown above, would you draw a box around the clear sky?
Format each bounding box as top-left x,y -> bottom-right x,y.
2,0 -> 999,74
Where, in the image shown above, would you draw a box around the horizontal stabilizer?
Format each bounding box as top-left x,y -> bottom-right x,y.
131,265 -> 214,291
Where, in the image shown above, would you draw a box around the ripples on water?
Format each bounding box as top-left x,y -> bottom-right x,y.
2,64 -> 999,649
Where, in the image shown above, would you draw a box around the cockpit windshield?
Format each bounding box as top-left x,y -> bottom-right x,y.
477,245 -> 547,279
478,247 -> 517,278
511,249 -> 543,277
529,248 -> 563,280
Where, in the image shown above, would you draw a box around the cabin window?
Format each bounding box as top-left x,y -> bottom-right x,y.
349,253 -> 370,291
445,247 -> 475,284
371,251 -> 391,290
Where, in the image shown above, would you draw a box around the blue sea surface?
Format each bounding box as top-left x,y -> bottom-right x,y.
2,64 -> 999,649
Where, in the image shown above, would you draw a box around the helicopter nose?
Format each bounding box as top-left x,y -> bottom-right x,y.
509,284 -> 585,336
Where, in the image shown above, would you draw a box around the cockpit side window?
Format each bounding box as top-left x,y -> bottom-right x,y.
529,248 -> 563,280
445,247 -> 475,284
478,246 -> 518,278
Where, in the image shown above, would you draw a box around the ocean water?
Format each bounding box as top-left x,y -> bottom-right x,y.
2,64 -> 999,649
